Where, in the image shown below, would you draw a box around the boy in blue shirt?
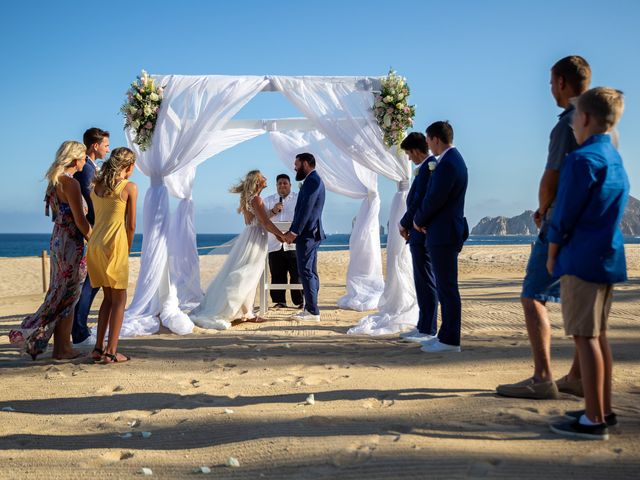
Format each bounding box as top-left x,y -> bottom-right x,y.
547,87 -> 628,440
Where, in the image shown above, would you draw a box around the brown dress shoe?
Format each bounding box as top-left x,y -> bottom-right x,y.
496,377 -> 560,399
556,375 -> 584,397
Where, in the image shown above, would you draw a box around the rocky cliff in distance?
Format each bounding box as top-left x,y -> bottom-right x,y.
472,195 -> 640,236
620,195 -> 640,236
471,210 -> 538,235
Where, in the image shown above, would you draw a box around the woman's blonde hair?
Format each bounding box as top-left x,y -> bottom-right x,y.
94,147 -> 136,196
45,141 -> 86,191
230,170 -> 264,214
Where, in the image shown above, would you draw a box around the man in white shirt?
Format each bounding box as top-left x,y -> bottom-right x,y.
264,174 -> 303,308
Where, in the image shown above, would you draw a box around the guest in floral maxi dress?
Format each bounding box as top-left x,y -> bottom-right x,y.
9,141 -> 92,360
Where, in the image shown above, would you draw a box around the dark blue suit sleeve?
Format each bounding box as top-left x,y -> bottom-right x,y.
400,164 -> 431,230
73,163 -> 95,225
290,177 -> 320,235
414,160 -> 455,228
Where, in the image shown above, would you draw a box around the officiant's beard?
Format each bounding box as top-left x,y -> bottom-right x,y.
295,169 -> 308,181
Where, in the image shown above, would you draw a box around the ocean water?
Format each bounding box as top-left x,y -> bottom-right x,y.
0,233 -> 638,258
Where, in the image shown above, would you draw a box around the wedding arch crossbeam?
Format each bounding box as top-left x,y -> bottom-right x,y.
121,74 -> 418,338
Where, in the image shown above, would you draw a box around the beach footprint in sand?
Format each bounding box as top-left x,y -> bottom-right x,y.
332,438 -> 379,467
43,365 -> 67,380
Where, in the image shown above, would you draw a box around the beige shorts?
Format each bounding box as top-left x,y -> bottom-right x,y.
560,275 -> 613,337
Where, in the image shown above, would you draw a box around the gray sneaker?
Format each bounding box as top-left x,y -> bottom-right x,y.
496,377 -> 560,400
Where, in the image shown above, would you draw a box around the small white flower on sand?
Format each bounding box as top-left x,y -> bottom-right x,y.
194,466 -> 211,474
223,409 -> 234,415
305,394 -> 315,405
141,432 -> 152,439
140,467 -> 153,475
226,457 -> 240,468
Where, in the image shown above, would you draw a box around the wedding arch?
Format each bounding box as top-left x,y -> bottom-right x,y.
121,74 -> 420,337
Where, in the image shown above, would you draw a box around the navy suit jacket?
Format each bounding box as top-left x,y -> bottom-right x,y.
73,156 -> 97,225
400,155 -> 435,246
414,147 -> 469,249
290,170 -> 326,242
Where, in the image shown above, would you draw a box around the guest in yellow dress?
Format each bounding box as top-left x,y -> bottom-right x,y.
87,147 -> 138,364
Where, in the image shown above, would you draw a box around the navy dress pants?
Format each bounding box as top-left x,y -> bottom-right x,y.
410,243 -> 438,335
295,237 -> 321,315
72,273 -> 99,343
429,244 -> 462,346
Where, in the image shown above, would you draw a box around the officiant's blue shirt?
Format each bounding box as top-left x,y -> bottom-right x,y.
548,134 -> 629,284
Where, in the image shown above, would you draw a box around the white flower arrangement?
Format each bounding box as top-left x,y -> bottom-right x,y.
428,160 -> 437,171
120,70 -> 164,151
373,69 -> 416,148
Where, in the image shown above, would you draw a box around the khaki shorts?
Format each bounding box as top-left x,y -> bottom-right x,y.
560,275 -> 613,337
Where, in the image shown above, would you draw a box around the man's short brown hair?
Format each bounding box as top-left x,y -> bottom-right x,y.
576,87 -> 624,130
551,55 -> 591,94
426,121 -> 454,144
83,127 -> 110,150
400,132 -> 428,153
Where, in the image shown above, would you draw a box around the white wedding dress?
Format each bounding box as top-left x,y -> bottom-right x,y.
190,199 -> 268,330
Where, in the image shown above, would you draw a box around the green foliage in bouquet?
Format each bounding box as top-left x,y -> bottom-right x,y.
120,70 -> 164,151
373,69 -> 416,148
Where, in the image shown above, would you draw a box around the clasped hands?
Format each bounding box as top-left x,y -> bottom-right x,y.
399,223 -> 426,241
279,231 -> 296,244
412,221 -> 427,234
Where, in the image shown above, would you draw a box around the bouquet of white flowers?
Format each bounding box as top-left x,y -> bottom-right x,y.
373,69 -> 416,148
120,70 -> 164,151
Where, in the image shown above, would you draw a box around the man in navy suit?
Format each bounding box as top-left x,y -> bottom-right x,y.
397,132 -> 439,344
72,127 -> 110,346
283,153 -> 326,322
414,121 -> 468,353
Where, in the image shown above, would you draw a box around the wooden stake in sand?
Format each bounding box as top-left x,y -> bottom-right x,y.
41,250 -> 48,293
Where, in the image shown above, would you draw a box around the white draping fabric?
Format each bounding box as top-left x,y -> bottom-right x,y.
164,127 -> 267,311
121,75 -> 269,337
269,130 -> 384,310
270,77 -> 417,333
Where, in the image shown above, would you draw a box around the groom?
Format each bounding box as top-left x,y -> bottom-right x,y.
283,153 -> 326,321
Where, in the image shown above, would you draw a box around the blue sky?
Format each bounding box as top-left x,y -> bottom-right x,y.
0,0 -> 638,233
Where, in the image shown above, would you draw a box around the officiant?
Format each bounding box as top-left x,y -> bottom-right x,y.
265,174 -> 304,309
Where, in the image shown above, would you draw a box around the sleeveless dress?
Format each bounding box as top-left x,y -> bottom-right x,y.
86,180 -> 130,289
9,176 -> 87,359
190,198 -> 268,330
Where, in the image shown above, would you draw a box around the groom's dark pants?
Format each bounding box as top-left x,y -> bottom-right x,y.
410,243 -> 438,335
429,244 -> 462,346
295,237 -> 321,315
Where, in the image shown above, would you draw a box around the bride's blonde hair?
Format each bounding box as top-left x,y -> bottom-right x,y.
45,141 -> 86,191
230,170 -> 263,214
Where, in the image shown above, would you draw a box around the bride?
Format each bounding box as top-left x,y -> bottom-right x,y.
190,170 -> 286,330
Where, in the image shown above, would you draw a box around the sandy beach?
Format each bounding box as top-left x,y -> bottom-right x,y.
0,245 -> 638,479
